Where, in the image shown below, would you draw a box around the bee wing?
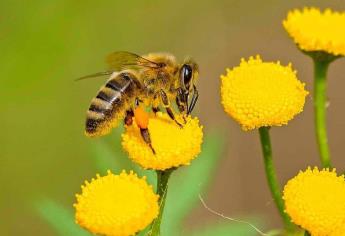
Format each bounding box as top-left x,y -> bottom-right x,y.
76,71 -> 113,81
106,51 -> 161,70
76,52 -> 160,81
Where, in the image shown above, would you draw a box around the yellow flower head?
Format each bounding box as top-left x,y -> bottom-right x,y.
283,7 -> 345,56
122,112 -> 203,170
330,224 -> 345,236
283,167 -> 345,236
74,170 -> 159,236
220,56 -> 308,130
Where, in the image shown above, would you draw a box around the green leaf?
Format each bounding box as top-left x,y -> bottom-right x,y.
35,198 -> 91,236
162,132 -> 225,235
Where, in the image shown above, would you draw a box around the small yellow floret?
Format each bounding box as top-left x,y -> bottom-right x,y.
74,170 -> 159,236
220,56 -> 308,130
283,7 -> 345,56
283,167 -> 345,236
122,112 -> 203,170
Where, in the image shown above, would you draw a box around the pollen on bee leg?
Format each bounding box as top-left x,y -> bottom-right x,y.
134,106 -> 149,129
133,106 -> 156,154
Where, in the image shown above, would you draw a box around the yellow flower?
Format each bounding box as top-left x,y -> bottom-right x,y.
330,224 -> 345,236
74,170 -> 159,236
220,56 -> 308,130
283,167 -> 345,236
283,7 -> 345,56
122,112 -> 203,170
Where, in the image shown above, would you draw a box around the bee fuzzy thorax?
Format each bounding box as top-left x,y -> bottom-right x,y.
143,53 -> 177,66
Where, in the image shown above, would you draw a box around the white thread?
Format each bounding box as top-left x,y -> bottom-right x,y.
199,194 -> 270,236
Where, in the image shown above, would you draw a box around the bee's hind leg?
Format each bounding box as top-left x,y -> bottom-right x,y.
133,101 -> 156,154
140,128 -> 156,154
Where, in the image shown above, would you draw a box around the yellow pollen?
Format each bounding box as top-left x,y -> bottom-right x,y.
283,167 -> 345,236
122,112 -> 203,170
283,7 -> 345,56
220,55 -> 308,130
74,170 -> 159,236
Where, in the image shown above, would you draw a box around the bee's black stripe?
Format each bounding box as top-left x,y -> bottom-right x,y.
89,104 -> 107,113
96,91 -> 112,103
106,79 -> 123,91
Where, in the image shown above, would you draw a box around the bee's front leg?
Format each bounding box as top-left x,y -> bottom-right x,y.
176,88 -> 188,123
160,89 -> 183,128
187,85 -> 199,115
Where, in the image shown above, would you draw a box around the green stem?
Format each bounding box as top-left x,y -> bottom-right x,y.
313,59 -> 331,168
149,169 -> 173,236
258,127 -> 294,231
304,230 -> 311,236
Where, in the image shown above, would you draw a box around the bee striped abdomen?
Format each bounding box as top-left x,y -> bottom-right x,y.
85,72 -> 140,137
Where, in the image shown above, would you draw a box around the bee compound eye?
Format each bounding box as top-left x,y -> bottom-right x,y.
181,64 -> 193,87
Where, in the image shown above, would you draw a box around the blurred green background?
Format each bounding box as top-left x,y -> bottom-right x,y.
1,0 -> 345,235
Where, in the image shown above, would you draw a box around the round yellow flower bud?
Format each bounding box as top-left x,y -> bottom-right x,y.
74,170 -> 159,236
122,112 -> 203,170
283,7 -> 345,56
220,56 -> 308,130
283,167 -> 345,236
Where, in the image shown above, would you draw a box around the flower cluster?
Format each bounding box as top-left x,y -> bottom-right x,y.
220,55 -> 308,130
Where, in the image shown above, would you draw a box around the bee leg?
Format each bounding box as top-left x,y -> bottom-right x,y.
124,109 -> 134,126
187,85 -> 199,115
135,97 -> 141,106
176,89 -> 187,123
160,89 -> 183,128
176,97 -> 185,113
133,105 -> 156,154
140,128 -> 156,154
151,93 -> 160,115
175,98 -> 187,123
152,106 -> 160,114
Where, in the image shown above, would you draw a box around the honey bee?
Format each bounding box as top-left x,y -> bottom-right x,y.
81,51 -> 199,153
